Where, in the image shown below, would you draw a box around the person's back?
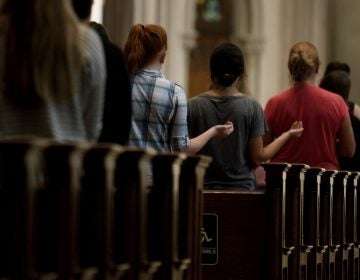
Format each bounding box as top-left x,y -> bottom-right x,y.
322,61 -> 360,120
124,24 -> 233,155
89,21 -> 132,145
71,0 -> 132,145
128,68 -> 187,151
264,42 -> 355,169
265,84 -> 347,169
188,93 -> 264,190
0,0 -> 105,142
319,70 -> 360,171
124,24 -> 189,152
340,114 -> 360,170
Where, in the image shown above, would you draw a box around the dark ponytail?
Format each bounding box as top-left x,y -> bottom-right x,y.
210,42 -> 245,88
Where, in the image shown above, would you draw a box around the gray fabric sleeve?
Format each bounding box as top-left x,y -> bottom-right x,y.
81,27 -> 106,141
249,99 -> 268,138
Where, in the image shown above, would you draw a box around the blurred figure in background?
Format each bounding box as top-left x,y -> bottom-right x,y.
72,0 -> 132,145
0,0 -> 105,141
187,42 -> 303,191
320,70 -> 360,171
124,24 -> 233,155
322,61 -> 360,120
264,42 -> 355,170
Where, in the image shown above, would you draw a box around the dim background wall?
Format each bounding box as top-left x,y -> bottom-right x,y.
327,0 -> 360,105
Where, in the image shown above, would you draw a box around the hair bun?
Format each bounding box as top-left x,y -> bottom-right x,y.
216,73 -> 236,87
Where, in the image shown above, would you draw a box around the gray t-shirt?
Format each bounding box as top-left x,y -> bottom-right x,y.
187,93 -> 267,190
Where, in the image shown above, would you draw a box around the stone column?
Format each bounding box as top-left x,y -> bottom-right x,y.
231,0 -> 265,102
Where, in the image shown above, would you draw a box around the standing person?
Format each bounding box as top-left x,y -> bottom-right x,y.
123,24 -> 233,154
264,42 -> 355,170
321,61 -> 360,120
0,0 -> 105,142
72,0 -> 132,145
319,70 -> 360,171
187,42 -> 304,191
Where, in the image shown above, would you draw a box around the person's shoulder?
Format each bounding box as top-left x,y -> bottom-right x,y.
107,41 -> 123,53
169,82 -> 184,95
80,24 -> 100,42
79,24 -> 104,55
318,86 -> 345,103
153,75 -> 185,96
173,82 -> 183,90
106,42 -> 125,60
188,92 -> 208,102
243,94 -> 261,103
271,88 -> 292,99
243,95 -> 264,111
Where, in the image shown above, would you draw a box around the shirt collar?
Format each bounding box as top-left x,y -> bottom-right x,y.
136,69 -> 164,78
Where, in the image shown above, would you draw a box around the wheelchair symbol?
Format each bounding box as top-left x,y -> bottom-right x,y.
201,227 -> 213,242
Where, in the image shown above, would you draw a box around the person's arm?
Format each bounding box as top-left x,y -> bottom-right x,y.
337,115 -> 356,157
262,128 -> 274,147
184,122 -> 234,155
248,121 -> 303,167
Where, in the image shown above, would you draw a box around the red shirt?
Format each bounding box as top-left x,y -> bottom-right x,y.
264,83 -> 348,169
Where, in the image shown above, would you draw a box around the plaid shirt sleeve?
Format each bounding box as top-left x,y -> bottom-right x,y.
169,84 -> 190,151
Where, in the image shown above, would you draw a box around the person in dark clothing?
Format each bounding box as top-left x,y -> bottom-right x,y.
71,0 -> 93,20
320,70 -> 360,171
72,0 -> 132,145
90,22 -> 132,144
322,61 -> 360,120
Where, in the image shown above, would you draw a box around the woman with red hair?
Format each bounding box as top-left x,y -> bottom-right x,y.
124,24 -> 233,154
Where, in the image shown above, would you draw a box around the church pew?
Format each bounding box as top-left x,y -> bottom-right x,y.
113,147 -> 158,280
333,171 -> 352,279
0,139 -> 212,280
79,143 -> 135,279
143,152 -> 211,280
36,142 -> 92,279
0,139 -> 47,279
261,162 -> 293,280
261,163 -> 311,280
2,138 -> 360,280
346,172 -> 360,279
201,163 -> 360,280
201,189 -> 267,280
318,170 -> 338,280
286,164 -> 311,280
148,152 -> 188,280
355,172 -> 360,279
303,167 -> 326,280
178,155 -> 212,280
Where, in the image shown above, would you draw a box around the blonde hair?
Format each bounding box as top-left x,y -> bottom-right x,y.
288,42 -> 320,83
0,0 -> 83,103
124,24 -> 167,75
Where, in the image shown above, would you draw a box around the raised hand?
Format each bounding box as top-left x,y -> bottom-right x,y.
288,121 -> 304,138
214,121 -> 234,138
